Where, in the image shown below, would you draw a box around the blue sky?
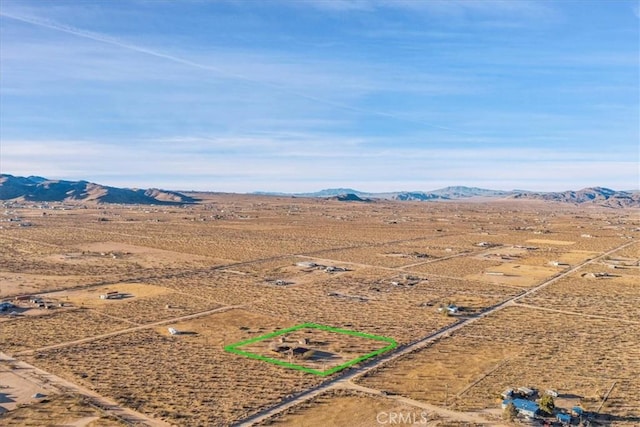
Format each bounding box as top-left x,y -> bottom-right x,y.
1,0 -> 638,192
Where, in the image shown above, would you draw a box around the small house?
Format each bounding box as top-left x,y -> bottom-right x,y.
100,291 -> 123,300
517,386 -> 536,397
502,398 -> 539,418
438,304 -> 459,314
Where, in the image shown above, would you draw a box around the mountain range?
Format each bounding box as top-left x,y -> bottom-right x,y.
256,186 -> 640,207
1,174 -> 638,207
0,174 -> 198,205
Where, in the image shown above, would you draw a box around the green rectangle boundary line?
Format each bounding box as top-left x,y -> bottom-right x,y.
224,323 -> 397,376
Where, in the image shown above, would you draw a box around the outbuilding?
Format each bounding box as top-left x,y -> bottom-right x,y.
501,388 -> 514,399
517,386 -> 536,397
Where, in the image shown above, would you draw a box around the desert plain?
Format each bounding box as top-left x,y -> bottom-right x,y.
0,194 -> 638,426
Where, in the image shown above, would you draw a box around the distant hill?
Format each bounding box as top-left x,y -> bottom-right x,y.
429,186 -> 512,198
255,185 -> 640,207
255,186 -> 508,200
327,193 -> 372,202
510,187 -> 640,208
294,188 -> 367,198
3,176 -> 637,208
390,187 -> 510,201
0,175 -> 198,205
391,192 -> 447,201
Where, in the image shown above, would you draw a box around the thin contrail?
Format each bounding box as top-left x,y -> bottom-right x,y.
0,11 -> 466,134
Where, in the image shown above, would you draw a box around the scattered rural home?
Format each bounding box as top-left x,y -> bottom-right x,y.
100,291 -> 124,299
501,388 -> 515,399
606,257 -> 640,267
556,413 -> 571,425
502,398 -> 539,418
514,245 -> 532,249
545,389 -> 559,398
517,386 -> 536,398
270,344 -> 291,353
582,272 -> 615,279
270,344 -> 310,356
438,304 -> 459,314
485,271 -> 505,276
410,252 -> 430,258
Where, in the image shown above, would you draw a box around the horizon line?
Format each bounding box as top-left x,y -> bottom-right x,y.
2,173 -> 638,195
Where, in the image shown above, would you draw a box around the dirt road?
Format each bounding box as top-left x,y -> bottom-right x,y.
234,240 -> 637,426
0,352 -> 170,426
14,304 -> 244,357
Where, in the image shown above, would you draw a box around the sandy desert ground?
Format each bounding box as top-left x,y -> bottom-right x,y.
1,195 -> 638,426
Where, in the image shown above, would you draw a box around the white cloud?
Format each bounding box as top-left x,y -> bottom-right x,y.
302,0 -> 557,20
2,138 -> 637,192
0,9 -> 485,141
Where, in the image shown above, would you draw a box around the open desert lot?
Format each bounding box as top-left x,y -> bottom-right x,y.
357,305 -> 640,423
1,197 -> 639,425
3,0 -> 640,424
23,316 -> 324,426
261,390 -> 439,427
0,392 -> 126,426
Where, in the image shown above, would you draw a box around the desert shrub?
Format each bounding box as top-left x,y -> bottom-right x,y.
539,394 -> 555,415
503,402 -> 517,421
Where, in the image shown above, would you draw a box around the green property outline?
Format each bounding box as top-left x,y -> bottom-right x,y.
223,323 -> 397,376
